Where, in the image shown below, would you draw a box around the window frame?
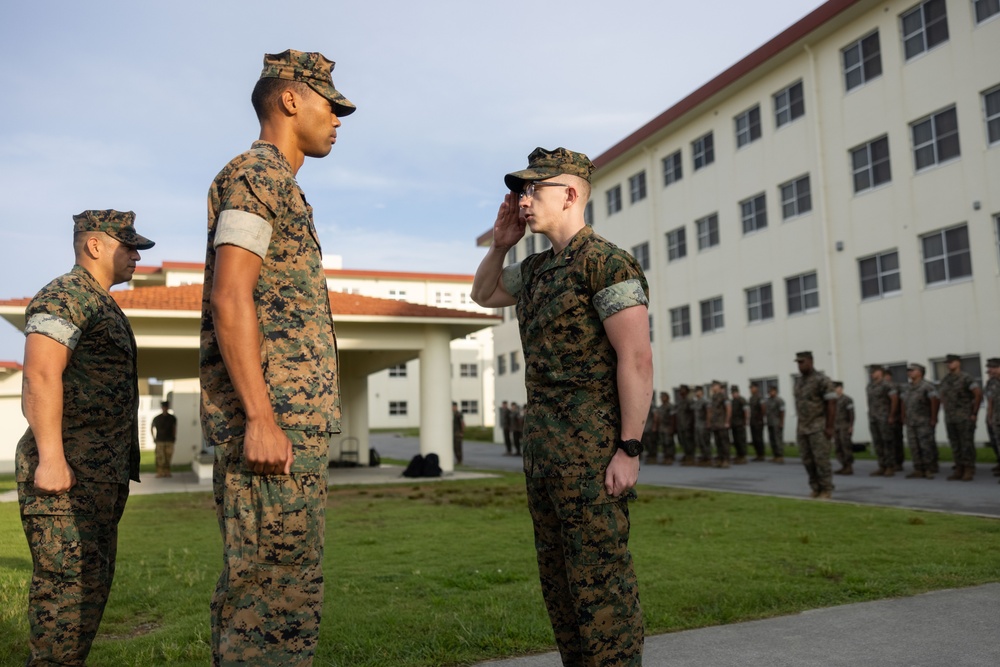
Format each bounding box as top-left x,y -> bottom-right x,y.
786,271 -> 820,315
974,0 -> 1000,24
850,135 -> 892,193
699,296 -> 725,334
920,223 -> 972,285
629,171 -> 647,204
734,105 -> 762,147
740,193 -> 768,235
983,85 -> 1000,146
858,249 -> 902,300
662,150 -> 683,186
666,227 -> 687,262
745,283 -> 774,323
910,105 -> 960,171
779,174 -> 812,220
695,213 -> 720,251
631,241 -> 651,271
842,29 -> 882,91
669,305 -> 691,339
901,0 -> 949,61
606,184 -> 622,216
692,132 -> 715,170
774,80 -> 805,128
388,401 -> 408,416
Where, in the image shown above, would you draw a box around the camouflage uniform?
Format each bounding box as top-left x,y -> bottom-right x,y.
903,379 -> 939,475
202,135 -> 343,666
675,394 -> 695,463
889,380 -> 906,468
707,390 -> 731,464
765,394 -> 785,458
641,403 -> 657,463
748,391 -> 766,459
794,370 -> 837,494
502,223 -> 646,666
730,393 -> 748,461
938,370 -> 980,471
17,258 -> 142,665
834,392 -> 855,467
984,376 -> 1000,468
692,394 -> 712,463
866,378 -> 897,472
655,399 -> 676,463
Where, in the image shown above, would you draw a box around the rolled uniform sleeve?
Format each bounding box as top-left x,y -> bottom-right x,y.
593,278 -> 648,321
501,263 -> 524,298
25,313 -> 82,350
214,210 -> 273,259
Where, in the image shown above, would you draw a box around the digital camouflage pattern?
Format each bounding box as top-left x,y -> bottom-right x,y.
866,377 -> 897,470
903,379 -> 938,427
674,394 -> 695,460
707,390 -> 729,429
730,394 -> 747,426
835,393 -> 854,429
691,395 -> 711,460
211,433 -> 328,666
504,146 -> 597,193
987,376 -> 1000,430
18,480 -> 129,665
71,208 -> 154,249
655,400 -> 675,435
765,395 -> 784,427
794,370 -> 836,435
748,393 -> 764,426
938,370 -> 979,423
526,476 -> 642,667
260,49 -> 355,117
201,141 -> 342,446
16,265 -> 141,485
730,394 -> 748,459
504,225 -> 648,478
794,370 -> 836,493
504,223 -> 645,664
866,377 -> 896,421
834,392 -> 855,466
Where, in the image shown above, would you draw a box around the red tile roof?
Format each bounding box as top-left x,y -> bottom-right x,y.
0,361 -> 23,371
0,284 -> 497,321
134,261 -> 474,282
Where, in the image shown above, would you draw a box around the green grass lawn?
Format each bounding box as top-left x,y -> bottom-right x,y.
1,473 -> 999,666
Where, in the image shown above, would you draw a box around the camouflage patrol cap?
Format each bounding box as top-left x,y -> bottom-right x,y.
794,351 -> 813,361
833,381 -> 843,388
72,210 -> 154,250
986,358 -> 1000,368
907,363 -> 926,373
504,147 -> 596,192
945,354 -> 961,363
260,49 -> 356,117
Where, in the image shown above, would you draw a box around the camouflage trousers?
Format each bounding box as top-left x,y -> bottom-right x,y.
525,475 -> 643,667
797,430 -> 833,493
905,423 -> 937,472
710,428 -> 730,460
833,427 -> 854,466
656,431 -> 676,461
18,480 -> 129,666
677,427 -> 695,459
945,420 -> 977,468
154,440 -> 175,476
730,424 -> 747,459
869,419 -> 895,470
766,425 -> 784,457
694,426 -> 711,460
212,431 -> 330,667
749,423 -> 765,458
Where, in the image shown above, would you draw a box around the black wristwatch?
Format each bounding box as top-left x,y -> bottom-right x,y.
616,438 -> 643,457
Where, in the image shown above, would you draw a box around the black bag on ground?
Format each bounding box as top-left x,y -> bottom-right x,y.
421,453 -> 442,478
369,448 -> 381,467
402,454 -> 424,477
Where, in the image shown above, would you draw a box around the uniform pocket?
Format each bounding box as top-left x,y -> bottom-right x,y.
254,474 -> 321,566
20,488 -> 93,577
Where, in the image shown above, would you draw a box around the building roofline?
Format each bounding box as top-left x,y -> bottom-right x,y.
133,261 -> 474,283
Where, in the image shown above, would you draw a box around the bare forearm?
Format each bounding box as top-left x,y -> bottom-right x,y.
22,373 -> 66,463
471,244 -> 514,308
617,348 -> 653,441
211,289 -> 274,424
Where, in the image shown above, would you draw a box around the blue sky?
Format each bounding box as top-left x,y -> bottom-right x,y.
0,0 -> 825,360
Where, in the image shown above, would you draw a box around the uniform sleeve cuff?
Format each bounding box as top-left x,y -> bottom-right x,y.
214,209 -> 273,259
25,313 -> 80,350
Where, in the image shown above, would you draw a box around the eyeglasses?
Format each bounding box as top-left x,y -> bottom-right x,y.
519,182 -> 568,199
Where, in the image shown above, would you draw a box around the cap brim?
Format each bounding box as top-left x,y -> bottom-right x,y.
134,234 -> 155,250
308,82 -> 356,117
504,167 -> 564,192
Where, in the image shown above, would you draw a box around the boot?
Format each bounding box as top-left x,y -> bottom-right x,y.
771,456 -> 784,464
869,467 -> 886,477
817,490 -> 833,499
752,455 -> 766,462
680,457 -> 695,467
719,459 -> 731,469
947,466 -> 964,481
734,456 -> 748,465
961,466 -> 975,482
883,467 -> 895,477
905,470 -> 924,479
835,465 -> 853,475
664,457 -> 675,466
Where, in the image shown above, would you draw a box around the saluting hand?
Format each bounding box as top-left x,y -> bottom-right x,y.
492,193 -> 525,250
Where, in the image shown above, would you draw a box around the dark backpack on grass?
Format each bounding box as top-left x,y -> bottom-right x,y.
403,454 -> 424,478
421,453 -> 442,478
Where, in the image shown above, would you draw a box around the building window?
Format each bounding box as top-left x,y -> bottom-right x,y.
460,400 -> 479,415
774,81 -> 805,127
692,132 -> 714,170
662,150 -> 682,186
584,201 -> 594,226
666,227 -> 687,261
921,224 -> 972,285
525,236 -> 535,255
851,135 -> 892,193
740,193 -> 767,234
629,171 -> 647,203
700,297 -> 724,333
510,351 -> 521,373
745,284 -> 774,323
670,305 -> 691,339
931,354 -> 982,383
786,272 -> 819,315
984,85 -> 1000,145
901,0 -> 949,60
859,250 -> 901,300
780,175 -> 812,219
459,363 -> 478,378
751,376 -> 780,395
388,364 -> 407,378
911,106 -> 960,170
975,0 -> 1000,23
435,291 -> 453,305
842,30 -> 882,91
496,354 -> 506,375
606,185 -> 622,216
735,105 -> 762,147
388,289 -> 407,301
695,214 -> 720,251
389,401 -> 408,416
631,242 -> 650,270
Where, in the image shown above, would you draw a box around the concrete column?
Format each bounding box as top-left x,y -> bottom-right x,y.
334,366 -> 370,466
420,324 -> 453,472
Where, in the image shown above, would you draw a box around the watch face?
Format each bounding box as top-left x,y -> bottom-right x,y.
620,439 -> 643,456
